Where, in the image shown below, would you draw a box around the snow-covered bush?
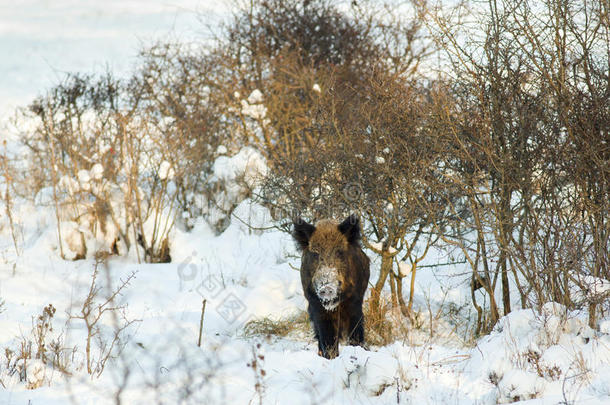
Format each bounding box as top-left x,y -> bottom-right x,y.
1,304 -> 71,389
201,147 -> 267,232
20,80 -> 178,262
16,52 -> 262,260
131,43 -> 237,226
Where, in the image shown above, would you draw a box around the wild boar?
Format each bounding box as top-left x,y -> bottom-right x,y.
293,215 -> 370,359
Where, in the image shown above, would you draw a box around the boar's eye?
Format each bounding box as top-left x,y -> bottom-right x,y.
335,250 -> 344,259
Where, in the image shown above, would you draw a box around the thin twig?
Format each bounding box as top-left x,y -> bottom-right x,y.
198,299 -> 207,347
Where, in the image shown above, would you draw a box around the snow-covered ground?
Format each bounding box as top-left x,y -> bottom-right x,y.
2,194 -> 610,404
1,2 -> 610,404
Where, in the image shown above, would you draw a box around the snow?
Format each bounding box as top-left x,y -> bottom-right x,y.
241,100 -> 267,120
158,160 -> 175,180
237,89 -> 269,121
216,145 -> 228,155
77,169 -> 91,190
2,3 -> 610,405
59,175 -> 79,195
496,369 -> 546,403
247,89 -> 264,104
368,240 -> 398,254
211,147 -> 267,197
398,261 -> 412,277
90,163 -> 104,180
570,273 -> 610,303
4,182 -> 610,404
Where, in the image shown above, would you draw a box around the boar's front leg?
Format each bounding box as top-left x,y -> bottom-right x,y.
316,317 -> 339,359
346,299 -> 365,347
308,302 -> 338,359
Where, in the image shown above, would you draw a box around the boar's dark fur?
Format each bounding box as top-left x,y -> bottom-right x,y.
293,215 -> 370,359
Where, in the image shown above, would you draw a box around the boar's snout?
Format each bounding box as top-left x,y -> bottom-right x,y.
312,266 -> 342,310
317,284 -> 337,301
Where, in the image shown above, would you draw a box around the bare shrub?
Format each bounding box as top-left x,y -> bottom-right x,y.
68,258 -> 139,377
2,303 -> 75,389
32,304 -> 56,363
423,0 -> 610,332
0,139 -> 21,255
130,42 -> 235,230
260,71 -> 457,322
220,0 -> 429,161
228,0 -> 449,320
19,73 -> 132,259
247,343 -> 266,405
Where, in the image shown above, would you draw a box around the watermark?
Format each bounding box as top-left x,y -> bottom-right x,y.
177,251 -> 252,328
195,274 -> 224,299
342,182 -> 363,203
216,292 -> 248,324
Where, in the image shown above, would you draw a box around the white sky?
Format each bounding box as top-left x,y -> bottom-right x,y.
0,0 -> 225,118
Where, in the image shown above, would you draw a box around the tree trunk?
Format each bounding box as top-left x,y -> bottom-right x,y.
370,252 -> 393,315
389,271 -> 398,308
396,274 -> 409,317
471,271 -> 483,336
407,262 -> 418,315
499,186 -> 512,315
589,302 -> 597,329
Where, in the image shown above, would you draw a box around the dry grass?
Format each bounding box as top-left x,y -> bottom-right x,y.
363,296 -> 414,347
242,297 -> 416,347
243,310 -> 311,339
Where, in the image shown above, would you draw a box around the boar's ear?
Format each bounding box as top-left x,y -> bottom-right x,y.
293,218 -> 316,251
338,214 -> 361,245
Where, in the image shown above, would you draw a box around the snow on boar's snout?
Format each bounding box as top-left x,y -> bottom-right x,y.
312,265 -> 343,310
293,215 -> 370,359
